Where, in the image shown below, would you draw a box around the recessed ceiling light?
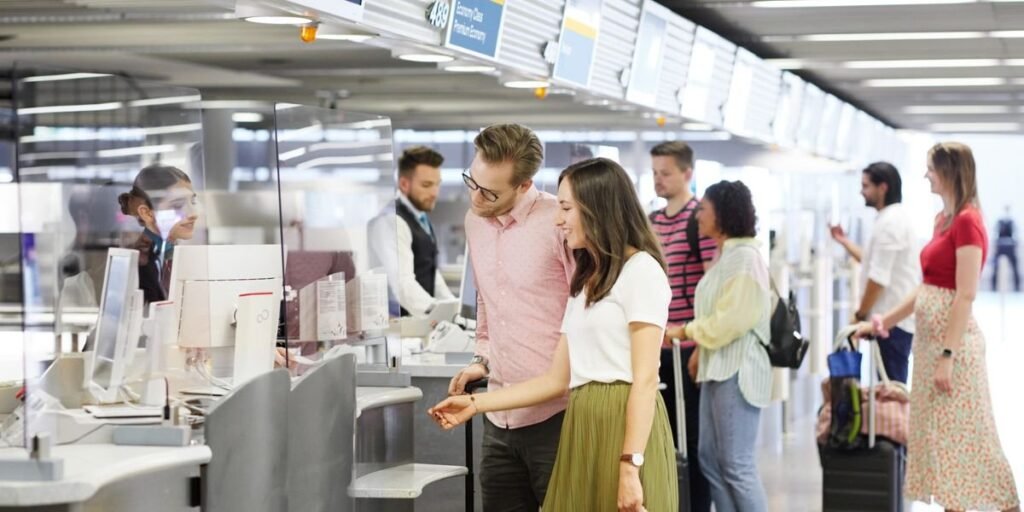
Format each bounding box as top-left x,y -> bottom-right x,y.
318,34 -> 372,42
243,15 -> 312,25
928,122 -> 1021,132
904,105 -> 1012,114
445,65 -> 497,73
753,0 -> 981,7
503,80 -> 550,89
862,77 -> 1006,88
764,31 -> 985,42
843,58 -> 1000,69
583,99 -> 611,106
609,104 -> 636,112
991,30 -> 1024,38
398,53 -> 455,63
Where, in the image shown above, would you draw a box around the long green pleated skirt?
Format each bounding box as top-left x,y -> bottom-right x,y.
542,381 -> 679,511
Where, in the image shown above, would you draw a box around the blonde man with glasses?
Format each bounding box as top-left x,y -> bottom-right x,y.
448,124 -> 574,511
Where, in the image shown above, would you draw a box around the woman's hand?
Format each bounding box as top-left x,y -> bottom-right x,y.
687,348 -> 699,382
617,465 -> 645,512
934,357 -> 953,394
427,395 -> 477,430
663,324 -> 686,347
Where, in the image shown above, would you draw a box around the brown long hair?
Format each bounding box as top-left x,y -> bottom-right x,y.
928,142 -> 980,230
559,158 -> 666,307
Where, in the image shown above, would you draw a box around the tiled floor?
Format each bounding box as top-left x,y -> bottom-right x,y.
758,292 -> 1024,512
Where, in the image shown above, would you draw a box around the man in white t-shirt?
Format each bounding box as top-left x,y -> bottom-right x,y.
830,162 -> 920,383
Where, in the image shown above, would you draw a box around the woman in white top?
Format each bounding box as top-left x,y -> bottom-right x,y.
429,157 -> 677,511
665,180 -> 772,512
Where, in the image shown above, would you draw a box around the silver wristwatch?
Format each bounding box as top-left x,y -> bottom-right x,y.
470,355 -> 490,373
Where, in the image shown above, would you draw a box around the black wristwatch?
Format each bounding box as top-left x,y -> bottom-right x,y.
470,355 -> 490,373
941,348 -> 954,359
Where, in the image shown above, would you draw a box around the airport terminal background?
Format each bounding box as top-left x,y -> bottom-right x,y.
0,0 -> 1023,511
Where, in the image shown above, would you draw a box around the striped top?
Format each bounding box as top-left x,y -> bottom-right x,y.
649,199 -> 718,326
684,238 -> 772,408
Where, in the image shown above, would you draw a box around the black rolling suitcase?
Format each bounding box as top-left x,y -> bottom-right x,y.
671,339 -> 692,512
820,335 -> 905,512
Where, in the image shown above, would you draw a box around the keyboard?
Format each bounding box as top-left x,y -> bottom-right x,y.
84,404 -> 163,419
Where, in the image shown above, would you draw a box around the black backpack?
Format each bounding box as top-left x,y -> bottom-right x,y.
765,282 -> 808,369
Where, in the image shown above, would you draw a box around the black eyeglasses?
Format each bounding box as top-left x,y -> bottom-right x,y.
462,170 -> 500,203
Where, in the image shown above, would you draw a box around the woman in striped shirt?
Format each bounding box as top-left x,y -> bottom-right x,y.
665,180 -> 772,512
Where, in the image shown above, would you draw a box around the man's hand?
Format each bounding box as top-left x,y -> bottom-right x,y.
829,224 -> 848,244
448,363 -> 488,396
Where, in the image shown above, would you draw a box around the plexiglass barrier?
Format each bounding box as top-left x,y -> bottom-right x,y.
11,65 -> 206,451
272,104 -> 398,371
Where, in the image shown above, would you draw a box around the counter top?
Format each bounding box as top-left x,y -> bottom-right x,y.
355,386 -> 423,417
0,443 -> 211,506
401,353 -> 464,379
349,463 -> 467,499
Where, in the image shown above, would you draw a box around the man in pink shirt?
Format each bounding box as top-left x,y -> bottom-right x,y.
448,124 -> 573,511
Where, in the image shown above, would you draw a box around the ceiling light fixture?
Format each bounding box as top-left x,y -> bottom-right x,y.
17,101 -> 123,116
233,112 -> 264,123
765,59 -> 809,70
765,31 -> 985,42
928,122 -> 1021,132
843,58 -> 1000,69
862,77 -> 1006,87
503,80 -> 550,89
583,99 -> 611,106
990,30 -> 1024,38
243,15 -> 312,24
22,72 -> 111,83
444,65 -> 497,73
316,25 -> 374,42
398,53 -> 455,63
753,0 -> 995,8
904,105 -> 1012,114
128,95 -> 203,107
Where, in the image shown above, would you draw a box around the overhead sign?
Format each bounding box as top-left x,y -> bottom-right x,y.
444,0 -> 507,60
625,0 -> 671,107
288,0 -> 365,22
552,0 -> 604,88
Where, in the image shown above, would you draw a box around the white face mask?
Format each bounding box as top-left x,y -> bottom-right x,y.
154,209 -> 183,241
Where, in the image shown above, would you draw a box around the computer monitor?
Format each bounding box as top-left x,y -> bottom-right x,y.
89,248 -> 142,403
168,245 -> 284,350
459,245 -> 477,321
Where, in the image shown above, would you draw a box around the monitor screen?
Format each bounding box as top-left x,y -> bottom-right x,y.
459,247 -> 477,321
93,253 -> 133,389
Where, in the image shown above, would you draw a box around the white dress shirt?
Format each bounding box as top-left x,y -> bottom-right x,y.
863,203 -> 920,333
367,194 -> 454,317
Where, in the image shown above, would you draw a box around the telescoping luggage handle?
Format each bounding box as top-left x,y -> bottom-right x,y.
671,338 -> 688,458
837,326 -> 892,450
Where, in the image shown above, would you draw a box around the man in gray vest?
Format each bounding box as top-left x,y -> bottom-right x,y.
369,146 -> 455,316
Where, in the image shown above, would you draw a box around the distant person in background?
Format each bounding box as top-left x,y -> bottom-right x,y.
829,162 -> 920,383
647,140 -> 715,512
368,146 -> 455,317
118,164 -> 199,304
993,205 -> 1020,292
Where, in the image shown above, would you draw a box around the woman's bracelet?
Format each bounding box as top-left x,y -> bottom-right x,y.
469,395 -> 479,414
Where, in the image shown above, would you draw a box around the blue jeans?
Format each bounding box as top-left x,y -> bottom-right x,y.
878,326 -> 912,384
698,375 -> 767,512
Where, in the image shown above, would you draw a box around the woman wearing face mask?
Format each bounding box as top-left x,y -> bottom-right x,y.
429,158 -> 677,512
856,143 -> 1019,512
117,164 -> 199,304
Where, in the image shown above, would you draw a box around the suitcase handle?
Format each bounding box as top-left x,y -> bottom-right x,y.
671,338 -> 688,458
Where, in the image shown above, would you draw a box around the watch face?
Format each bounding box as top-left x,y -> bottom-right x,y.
632,453 -> 645,467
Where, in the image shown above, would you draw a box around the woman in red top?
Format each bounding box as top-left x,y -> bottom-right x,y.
858,142 -> 1019,512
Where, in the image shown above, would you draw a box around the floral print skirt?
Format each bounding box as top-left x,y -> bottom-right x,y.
907,285 -> 1019,510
